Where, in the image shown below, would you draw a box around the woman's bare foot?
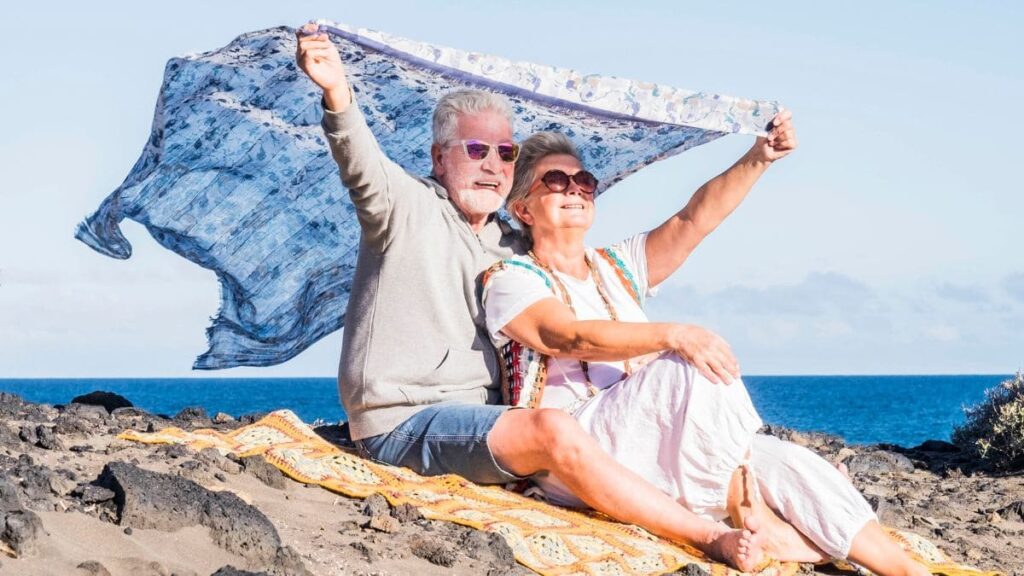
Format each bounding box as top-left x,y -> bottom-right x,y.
702,518 -> 768,572
728,464 -> 826,563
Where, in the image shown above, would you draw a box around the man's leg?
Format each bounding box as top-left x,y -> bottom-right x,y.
488,407 -> 767,570
357,403 -> 523,484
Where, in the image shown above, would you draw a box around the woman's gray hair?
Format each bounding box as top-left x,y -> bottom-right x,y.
432,90 -> 515,145
506,132 -> 581,238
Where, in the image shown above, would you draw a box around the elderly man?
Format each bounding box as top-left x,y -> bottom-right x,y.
295,25 -> 802,569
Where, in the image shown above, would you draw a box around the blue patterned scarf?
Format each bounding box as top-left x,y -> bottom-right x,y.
76,21 -> 778,369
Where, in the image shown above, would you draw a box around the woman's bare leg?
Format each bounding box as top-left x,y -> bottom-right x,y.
489,408 -> 769,571
847,521 -> 930,576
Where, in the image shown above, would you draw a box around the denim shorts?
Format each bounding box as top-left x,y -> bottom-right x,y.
355,403 -> 523,484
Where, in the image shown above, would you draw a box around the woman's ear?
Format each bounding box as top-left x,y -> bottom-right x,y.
514,202 -> 533,226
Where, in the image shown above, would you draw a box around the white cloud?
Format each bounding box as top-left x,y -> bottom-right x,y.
648,271 -> 1022,375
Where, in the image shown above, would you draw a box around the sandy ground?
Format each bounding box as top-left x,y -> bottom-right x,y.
1,394 -> 1021,576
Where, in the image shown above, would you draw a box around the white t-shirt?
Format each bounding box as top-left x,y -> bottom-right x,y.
482,233 -> 658,411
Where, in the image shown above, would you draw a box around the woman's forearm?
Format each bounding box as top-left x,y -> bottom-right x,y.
540,319 -> 682,362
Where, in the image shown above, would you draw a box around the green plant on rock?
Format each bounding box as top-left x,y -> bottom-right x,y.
952,372 -> 1024,471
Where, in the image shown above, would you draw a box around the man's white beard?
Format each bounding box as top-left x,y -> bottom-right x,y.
453,188 -> 505,219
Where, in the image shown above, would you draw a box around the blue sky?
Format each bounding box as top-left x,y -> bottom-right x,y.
1,1 -> 1021,377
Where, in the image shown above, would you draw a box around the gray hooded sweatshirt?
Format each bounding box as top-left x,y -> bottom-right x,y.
322,102 -> 524,440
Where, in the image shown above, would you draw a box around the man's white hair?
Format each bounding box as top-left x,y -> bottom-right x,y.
432,89 -> 515,145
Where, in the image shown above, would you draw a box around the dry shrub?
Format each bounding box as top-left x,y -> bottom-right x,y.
952,372 -> 1024,471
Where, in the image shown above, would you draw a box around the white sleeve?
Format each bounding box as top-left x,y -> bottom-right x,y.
607,232 -> 660,298
482,263 -> 558,347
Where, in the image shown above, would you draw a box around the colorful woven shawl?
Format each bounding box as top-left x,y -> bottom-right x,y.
76,20 -> 778,369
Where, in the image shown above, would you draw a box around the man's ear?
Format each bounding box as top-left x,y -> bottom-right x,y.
431,143 -> 445,177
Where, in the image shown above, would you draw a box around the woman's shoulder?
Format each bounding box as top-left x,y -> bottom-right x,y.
482,254 -> 554,290
590,239 -> 645,307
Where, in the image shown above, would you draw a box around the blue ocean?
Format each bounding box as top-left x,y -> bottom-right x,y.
0,375 -> 1009,447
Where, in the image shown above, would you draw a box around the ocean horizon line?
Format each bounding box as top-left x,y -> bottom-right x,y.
0,374 -> 1011,446
0,373 -> 1016,381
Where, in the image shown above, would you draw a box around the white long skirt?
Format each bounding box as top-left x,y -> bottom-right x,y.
535,352 -> 875,560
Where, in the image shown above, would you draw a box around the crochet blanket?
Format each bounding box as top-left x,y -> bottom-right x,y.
120,410 -> 999,576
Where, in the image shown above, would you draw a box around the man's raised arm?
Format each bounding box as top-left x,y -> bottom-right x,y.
295,24 -> 414,248
644,110 -> 798,287
296,23 -> 352,113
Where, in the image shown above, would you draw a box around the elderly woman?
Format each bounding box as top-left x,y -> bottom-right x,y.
481,127 -> 929,575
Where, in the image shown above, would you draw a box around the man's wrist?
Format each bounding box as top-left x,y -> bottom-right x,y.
323,84 -> 353,113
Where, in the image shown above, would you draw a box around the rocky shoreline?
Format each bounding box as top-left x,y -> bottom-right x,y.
0,391 -> 1020,575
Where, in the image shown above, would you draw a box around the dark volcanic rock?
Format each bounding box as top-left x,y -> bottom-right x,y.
6,458 -> 57,508
997,500 -> 1024,523
913,439 -> 961,453
52,414 -> 91,437
0,423 -> 20,447
0,422 -> 20,448
361,493 -> 390,517
0,480 -> 21,512
13,424 -> 34,446
391,502 -> 423,523
111,407 -> 169,433
62,402 -> 111,421
845,450 -> 915,475
0,392 -> 27,417
71,391 -> 134,413
0,392 -> 31,420
239,455 -> 289,490
174,406 -> 213,428
1,509 -> 44,556
0,392 -> 54,422
211,567 -> 272,576
409,534 -> 458,567
0,477 -> 43,556
77,560 -> 113,576
196,447 -> 243,475
668,565 -> 712,576
237,412 -> 268,425
155,443 -> 191,460
95,462 -> 310,575
349,540 -> 380,563
34,425 -> 64,450
312,422 -> 355,450
73,484 -> 116,504
863,494 -> 900,525
460,529 -> 515,566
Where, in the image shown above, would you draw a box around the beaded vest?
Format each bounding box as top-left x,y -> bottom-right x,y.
482,246 -> 643,409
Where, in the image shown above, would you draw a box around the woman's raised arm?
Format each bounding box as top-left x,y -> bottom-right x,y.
645,110 -> 797,288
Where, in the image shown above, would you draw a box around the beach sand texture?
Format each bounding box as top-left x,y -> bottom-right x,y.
0,391 -> 1020,575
